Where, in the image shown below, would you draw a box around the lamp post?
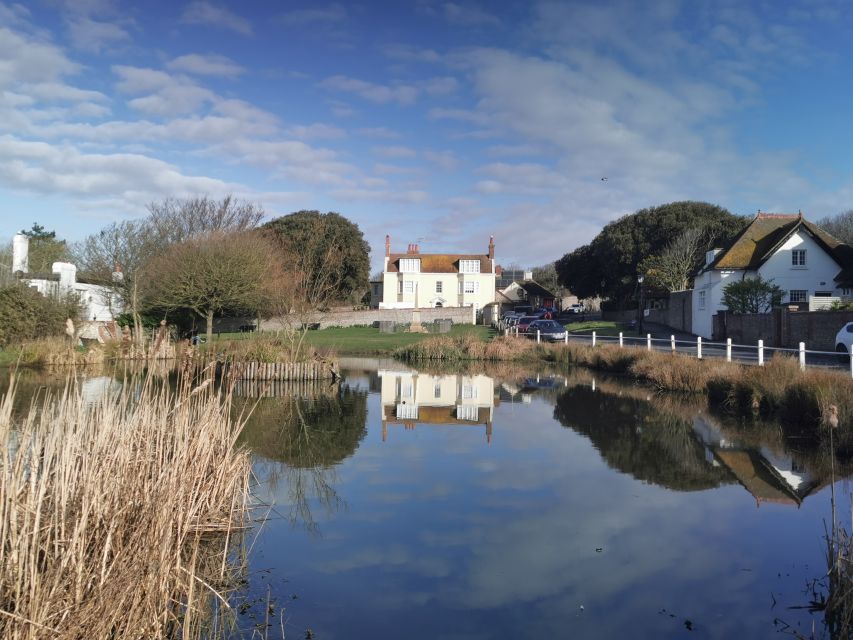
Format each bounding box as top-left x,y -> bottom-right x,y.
637,274 -> 645,336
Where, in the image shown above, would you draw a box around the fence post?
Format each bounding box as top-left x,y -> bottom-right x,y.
619,332 -> 623,348
799,342 -> 806,371
758,339 -> 764,366
592,331 -> 596,347
536,329 -> 541,344
697,337 -> 702,360
564,331 -> 568,344
671,335 -> 675,353
726,338 -> 732,362
850,352 -> 852,379
646,333 -> 652,351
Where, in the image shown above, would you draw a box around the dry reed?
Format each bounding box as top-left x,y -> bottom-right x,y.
0,367 -> 251,639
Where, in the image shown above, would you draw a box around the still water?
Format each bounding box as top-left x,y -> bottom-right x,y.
234,359 -> 852,640
2,361 -> 849,639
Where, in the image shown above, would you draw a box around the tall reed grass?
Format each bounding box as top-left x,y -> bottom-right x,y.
0,368 -> 251,639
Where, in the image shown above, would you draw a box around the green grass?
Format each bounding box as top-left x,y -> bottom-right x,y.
563,320 -> 626,336
210,324 -> 495,355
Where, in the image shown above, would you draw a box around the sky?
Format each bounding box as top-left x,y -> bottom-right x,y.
2,0 -> 853,272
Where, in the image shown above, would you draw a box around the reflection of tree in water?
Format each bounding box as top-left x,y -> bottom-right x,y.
554,385 -> 734,491
236,383 -> 368,535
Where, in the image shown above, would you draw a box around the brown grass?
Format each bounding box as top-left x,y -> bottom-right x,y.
12,336 -> 106,367
0,367 -> 251,639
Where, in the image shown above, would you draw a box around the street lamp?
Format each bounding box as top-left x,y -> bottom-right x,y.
636,274 -> 645,336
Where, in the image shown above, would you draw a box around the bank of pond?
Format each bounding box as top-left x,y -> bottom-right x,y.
3,358 -> 853,638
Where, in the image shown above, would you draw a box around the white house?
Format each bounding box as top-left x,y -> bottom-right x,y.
378,235 -> 496,313
12,233 -> 122,322
691,212 -> 853,339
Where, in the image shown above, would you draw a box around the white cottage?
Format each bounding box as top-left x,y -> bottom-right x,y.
691,212 -> 853,339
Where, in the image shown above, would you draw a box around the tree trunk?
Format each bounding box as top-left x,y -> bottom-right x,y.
132,279 -> 143,347
206,310 -> 214,345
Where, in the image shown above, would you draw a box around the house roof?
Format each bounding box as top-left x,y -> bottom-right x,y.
519,280 -> 556,299
705,212 -> 853,285
386,253 -> 493,274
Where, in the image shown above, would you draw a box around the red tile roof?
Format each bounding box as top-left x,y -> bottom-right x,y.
386,253 -> 494,274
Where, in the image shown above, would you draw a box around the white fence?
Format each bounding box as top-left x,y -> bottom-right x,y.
509,327 -> 853,378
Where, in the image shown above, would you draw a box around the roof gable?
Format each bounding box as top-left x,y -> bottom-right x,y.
386,253 -> 493,274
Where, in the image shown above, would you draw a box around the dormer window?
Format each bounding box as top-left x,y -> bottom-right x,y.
459,259 -> 480,274
400,258 -> 421,273
792,249 -> 806,267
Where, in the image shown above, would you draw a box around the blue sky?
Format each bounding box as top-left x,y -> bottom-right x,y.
2,0 -> 853,271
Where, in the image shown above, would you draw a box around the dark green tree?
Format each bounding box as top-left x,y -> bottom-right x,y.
721,276 -> 784,314
263,211 -> 370,304
555,202 -> 746,307
20,223 -> 69,273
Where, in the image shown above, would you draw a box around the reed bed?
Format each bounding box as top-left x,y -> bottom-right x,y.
7,336 -> 106,367
0,367 -> 252,639
395,334 -> 539,362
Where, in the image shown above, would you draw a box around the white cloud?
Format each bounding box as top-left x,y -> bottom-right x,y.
180,1 -> 252,36
423,149 -> 459,170
22,81 -> 108,103
424,76 -> 458,95
320,75 -> 419,105
382,44 -> 442,63
67,16 -> 129,52
373,145 -> 417,159
0,26 -> 79,86
167,53 -> 244,78
357,127 -> 400,139
443,2 -> 500,27
284,123 -> 346,140
113,65 -> 215,116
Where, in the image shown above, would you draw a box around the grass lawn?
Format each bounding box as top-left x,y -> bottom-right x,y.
211,324 -> 496,355
562,320 -> 628,336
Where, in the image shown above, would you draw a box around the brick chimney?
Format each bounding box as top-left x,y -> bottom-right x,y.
385,234 -> 391,257
407,243 -> 420,254
488,235 -> 495,259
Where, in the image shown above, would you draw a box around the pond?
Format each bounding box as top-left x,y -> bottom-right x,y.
3,359 -> 850,639
231,358 -> 852,640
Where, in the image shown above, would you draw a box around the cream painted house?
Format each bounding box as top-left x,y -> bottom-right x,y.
379,236 -> 497,314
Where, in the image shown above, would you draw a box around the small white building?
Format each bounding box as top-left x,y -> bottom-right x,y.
378,235 -> 497,314
12,233 -> 122,322
692,212 -> 853,339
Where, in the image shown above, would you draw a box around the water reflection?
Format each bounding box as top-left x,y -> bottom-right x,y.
378,368 -> 496,443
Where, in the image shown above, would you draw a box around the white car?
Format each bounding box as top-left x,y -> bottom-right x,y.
835,322 -> 853,354
568,303 -> 585,314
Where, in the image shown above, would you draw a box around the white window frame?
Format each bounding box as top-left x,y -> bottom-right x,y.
461,384 -> 478,399
456,405 -> 479,421
463,281 -> 479,295
698,290 -> 706,310
397,403 -> 418,419
789,289 -> 808,303
791,249 -> 807,268
459,259 -> 481,274
399,258 -> 421,273
403,280 -> 414,294
435,281 -> 442,293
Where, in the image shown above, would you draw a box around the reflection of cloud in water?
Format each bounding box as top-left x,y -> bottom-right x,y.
80,376 -> 122,405
318,544 -> 453,579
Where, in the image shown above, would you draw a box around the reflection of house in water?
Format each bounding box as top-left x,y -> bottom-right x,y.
693,415 -> 823,507
379,370 -> 496,443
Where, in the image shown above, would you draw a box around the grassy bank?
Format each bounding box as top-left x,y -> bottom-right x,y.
396,336 -> 853,432
0,369 -> 251,638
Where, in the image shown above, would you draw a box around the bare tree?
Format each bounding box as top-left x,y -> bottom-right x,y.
147,195 -> 264,247
74,195 -> 266,343
818,210 -> 853,245
640,227 -> 707,292
141,230 -> 284,343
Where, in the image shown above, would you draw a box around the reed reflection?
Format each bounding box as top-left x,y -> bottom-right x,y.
378,368 -> 496,443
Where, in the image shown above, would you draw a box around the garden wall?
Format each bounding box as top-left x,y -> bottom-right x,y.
714,308 -> 853,350
260,306 -> 475,331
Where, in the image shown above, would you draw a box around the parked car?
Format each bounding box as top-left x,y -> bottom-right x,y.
568,303 -> 585,314
512,305 -> 533,316
526,319 -> 567,342
836,322 -> 853,354
516,315 -> 540,333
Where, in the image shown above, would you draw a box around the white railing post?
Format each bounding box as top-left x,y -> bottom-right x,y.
799,342 -> 806,371
592,331 -> 596,347
726,338 -> 732,362
697,336 -> 702,359
564,331 -> 568,344
619,332 -> 623,348
536,329 -> 541,344
670,335 -> 676,353
758,339 -> 764,366
646,333 -> 652,351
849,352 -> 852,379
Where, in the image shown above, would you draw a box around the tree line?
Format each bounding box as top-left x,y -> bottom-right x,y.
2,197 -> 370,348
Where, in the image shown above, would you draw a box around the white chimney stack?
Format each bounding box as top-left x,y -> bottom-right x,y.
12,233 -> 28,273
52,262 -> 77,290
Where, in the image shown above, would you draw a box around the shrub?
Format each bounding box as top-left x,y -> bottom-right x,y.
0,284 -> 82,347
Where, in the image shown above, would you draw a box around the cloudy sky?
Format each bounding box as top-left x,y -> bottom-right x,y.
2,0 -> 853,270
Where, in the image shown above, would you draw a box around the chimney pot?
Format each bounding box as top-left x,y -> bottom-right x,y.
385,234 -> 391,257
